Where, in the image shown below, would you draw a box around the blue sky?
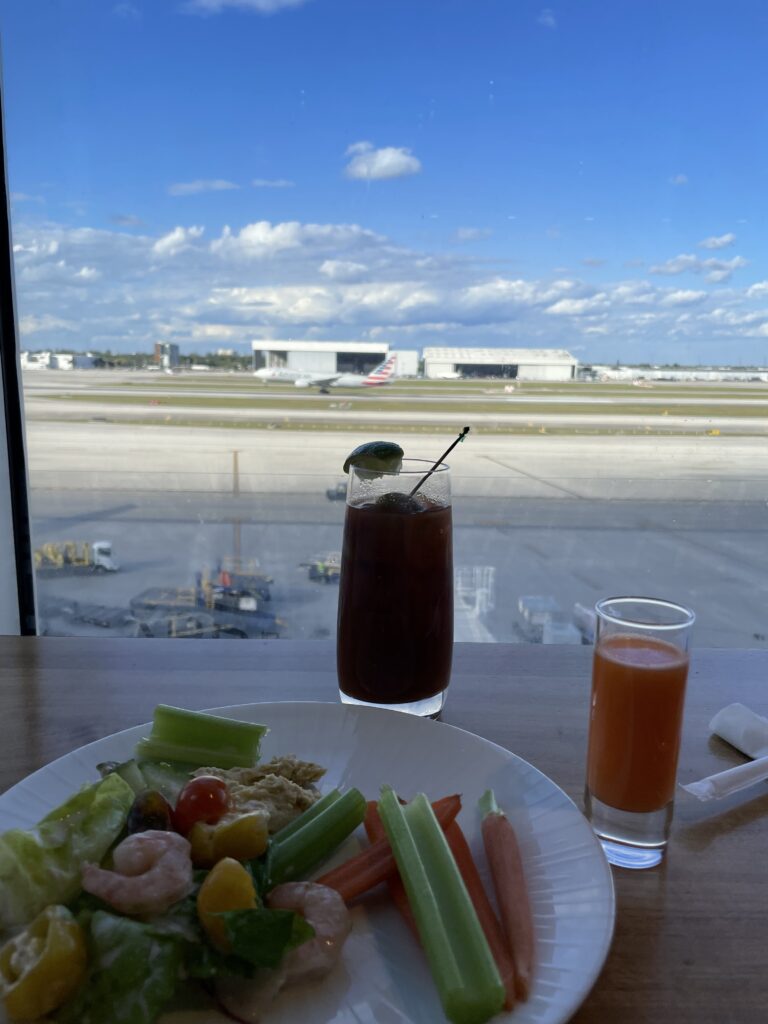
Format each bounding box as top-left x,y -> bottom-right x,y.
2,0 -> 767,363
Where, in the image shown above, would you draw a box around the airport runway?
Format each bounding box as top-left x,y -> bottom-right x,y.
20,374 -> 768,650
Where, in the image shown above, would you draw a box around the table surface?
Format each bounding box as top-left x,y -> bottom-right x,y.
0,637 -> 765,1023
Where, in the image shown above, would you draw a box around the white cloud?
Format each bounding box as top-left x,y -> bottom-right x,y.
152,225 -> 204,257
698,232 -> 736,250
211,220 -> 381,259
10,214 -> 768,359
455,227 -> 492,242
167,179 -> 239,196
19,314 -> 77,336
669,173 -> 688,186
319,260 -> 368,281
10,192 -> 44,204
649,253 -> 747,283
660,289 -> 706,306
182,0 -> 308,13
546,294 -> 608,316
252,178 -> 295,188
538,8 -> 557,28
344,141 -> 422,181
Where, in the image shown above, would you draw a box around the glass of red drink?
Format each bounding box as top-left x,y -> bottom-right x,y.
337,459 -> 453,718
585,596 -> 695,869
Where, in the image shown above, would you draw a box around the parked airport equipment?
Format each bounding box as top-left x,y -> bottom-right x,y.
300,553 -> 341,584
129,583 -> 285,638
326,483 -> 347,501
34,540 -> 119,576
208,557 -> 273,600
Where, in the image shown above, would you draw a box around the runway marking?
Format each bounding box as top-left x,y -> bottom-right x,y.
480,455 -> 585,499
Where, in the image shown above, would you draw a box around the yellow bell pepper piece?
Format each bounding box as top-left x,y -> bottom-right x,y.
0,905 -> 87,1021
189,811 -> 269,868
197,857 -> 257,951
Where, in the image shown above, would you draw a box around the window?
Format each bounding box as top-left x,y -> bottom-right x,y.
2,1 -> 766,646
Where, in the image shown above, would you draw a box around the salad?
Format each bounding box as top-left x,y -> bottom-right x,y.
0,705 -> 533,1024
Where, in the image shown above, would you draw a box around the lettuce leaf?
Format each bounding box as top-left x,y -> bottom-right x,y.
55,911 -> 182,1024
222,907 -> 315,969
0,773 -> 134,929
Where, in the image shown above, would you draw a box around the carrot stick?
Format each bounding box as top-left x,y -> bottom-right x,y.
364,801 -> 419,937
444,820 -> 516,1011
316,794 -> 462,902
478,790 -> 534,1001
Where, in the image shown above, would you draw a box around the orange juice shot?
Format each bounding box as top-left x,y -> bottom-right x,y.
587,634 -> 689,814
584,597 -> 695,869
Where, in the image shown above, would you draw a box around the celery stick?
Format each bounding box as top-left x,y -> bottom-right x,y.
478,789 -> 500,817
134,705 -> 268,769
271,789 -> 342,846
378,787 -> 505,1024
268,787 -> 366,887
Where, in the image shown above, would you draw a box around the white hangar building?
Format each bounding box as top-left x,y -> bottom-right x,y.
251,340 -> 419,376
423,347 -> 578,381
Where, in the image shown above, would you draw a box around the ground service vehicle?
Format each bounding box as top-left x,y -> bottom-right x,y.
326,483 -> 347,501
129,586 -> 285,638
210,557 -> 273,600
34,540 -> 119,575
301,553 -> 341,584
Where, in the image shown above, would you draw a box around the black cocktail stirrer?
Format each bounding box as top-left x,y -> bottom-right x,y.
409,426 -> 470,498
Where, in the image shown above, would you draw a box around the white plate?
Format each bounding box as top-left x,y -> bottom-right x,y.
0,702 -> 615,1024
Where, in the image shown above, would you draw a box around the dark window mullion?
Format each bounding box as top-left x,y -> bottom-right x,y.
0,84 -> 36,635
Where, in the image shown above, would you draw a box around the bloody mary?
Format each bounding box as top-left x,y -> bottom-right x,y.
337,461 -> 453,714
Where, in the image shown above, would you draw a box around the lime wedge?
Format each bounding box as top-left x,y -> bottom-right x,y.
343,441 -> 404,475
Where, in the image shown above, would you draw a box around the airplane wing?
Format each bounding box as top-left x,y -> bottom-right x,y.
295,372 -> 342,388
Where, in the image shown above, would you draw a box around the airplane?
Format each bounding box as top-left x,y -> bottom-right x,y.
254,354 -> 398,391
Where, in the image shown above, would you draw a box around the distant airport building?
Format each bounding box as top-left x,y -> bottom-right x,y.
593,365 -> 768,383
392,350 -> 419,376
251,340 -> 388,375
154,342 -> 180,369
423,347 -> 578,381
20,351 -> 95,370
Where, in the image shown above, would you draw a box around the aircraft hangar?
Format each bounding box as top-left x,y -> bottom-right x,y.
422,347 -> 578,381
251,340 -> 388,375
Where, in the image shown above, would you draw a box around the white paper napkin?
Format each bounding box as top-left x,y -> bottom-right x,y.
708,703 -> 768,758
681,703 -> 768,802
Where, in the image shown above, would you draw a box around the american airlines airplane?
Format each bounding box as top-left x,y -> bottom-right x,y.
254,354 -> 397,391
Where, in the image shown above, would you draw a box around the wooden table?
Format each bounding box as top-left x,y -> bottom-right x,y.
0,637 -> 766,1023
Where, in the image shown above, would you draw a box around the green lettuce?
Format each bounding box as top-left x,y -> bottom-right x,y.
55,911 -> 182,1024
0,773 -> 134,929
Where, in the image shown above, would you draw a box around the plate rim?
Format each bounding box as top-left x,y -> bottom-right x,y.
0,700 -> 616,1024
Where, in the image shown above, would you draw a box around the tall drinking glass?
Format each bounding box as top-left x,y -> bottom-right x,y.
337,459 -> 453,718
585,596 -> 695,869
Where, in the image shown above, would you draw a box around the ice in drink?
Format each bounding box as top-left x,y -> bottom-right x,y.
587,634 -> 689,814
337,495 -> 453,705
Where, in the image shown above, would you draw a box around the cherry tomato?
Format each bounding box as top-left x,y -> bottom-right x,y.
174,776 -> 229,835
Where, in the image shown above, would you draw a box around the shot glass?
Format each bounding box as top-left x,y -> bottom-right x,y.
584,596 -> 695,869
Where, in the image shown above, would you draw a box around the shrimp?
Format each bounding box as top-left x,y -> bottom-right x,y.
216,881 -> 351,1021
81,829 -> 194,915
267,881 -> 351,984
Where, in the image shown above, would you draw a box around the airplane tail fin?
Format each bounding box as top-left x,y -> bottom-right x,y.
363,354 -> 397,386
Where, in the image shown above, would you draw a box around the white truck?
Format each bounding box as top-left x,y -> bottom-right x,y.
34,541 -> 119,576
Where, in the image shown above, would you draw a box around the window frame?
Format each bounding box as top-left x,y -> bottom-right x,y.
0,82 -> 36,636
